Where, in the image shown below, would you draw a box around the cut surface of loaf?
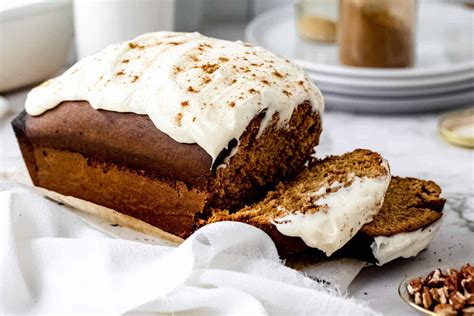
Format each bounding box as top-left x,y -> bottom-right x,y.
360,176 -> 445,237
340,176 -> 445,265
202,149 -> 391,256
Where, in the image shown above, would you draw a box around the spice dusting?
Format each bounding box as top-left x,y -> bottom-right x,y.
199,63 -> 220,74
282,89 -> 292,97
187,86 -> 199,93
176,112 -> 183,126
272,70 -> 284,78
128,42 -> 145,49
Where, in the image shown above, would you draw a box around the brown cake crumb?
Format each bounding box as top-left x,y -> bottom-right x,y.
228,101 -> 235,108
361,177 -> 445,237
181,101 -> 189,107
204,149 -> 388,224
122,59 -> 130,64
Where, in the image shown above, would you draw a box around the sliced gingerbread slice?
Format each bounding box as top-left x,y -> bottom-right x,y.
200,149 -> 391,256
338,176 -> 445,265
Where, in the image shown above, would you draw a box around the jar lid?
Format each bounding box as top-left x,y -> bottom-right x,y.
438,108 -> 474,149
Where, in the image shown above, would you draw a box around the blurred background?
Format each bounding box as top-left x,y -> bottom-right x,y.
0,0 -> 473,145
0,0 -> 473,114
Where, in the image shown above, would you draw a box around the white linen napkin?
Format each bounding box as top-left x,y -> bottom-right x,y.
0,181 -> 379,315
0,96 -> 10,118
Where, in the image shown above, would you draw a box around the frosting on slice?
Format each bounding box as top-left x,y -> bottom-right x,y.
272,161 -> 391,256
25,32 -> 324,162
371,217 -> 443,266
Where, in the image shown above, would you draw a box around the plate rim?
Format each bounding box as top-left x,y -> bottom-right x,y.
306,70 -> 474,88
314,77 -> 474,97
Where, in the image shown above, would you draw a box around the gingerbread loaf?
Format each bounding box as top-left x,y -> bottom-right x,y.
12,32 -> 324,238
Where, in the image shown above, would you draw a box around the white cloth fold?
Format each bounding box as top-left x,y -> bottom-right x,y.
0,96 -> 9,119
0,182 -> 378,315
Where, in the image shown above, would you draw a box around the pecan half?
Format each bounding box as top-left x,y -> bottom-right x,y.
449,291 -> 466,310
433,303 -> 457,315
422,287 -> 434,309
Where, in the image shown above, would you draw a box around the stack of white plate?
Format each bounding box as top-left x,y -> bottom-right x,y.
246,2 -> 474,113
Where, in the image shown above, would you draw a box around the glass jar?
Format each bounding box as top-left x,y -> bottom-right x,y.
339,0 -> 418,68
296,0 -> 339,43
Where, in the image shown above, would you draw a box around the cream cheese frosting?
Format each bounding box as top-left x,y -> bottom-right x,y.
371,217 -> 443,266
25,32 -> 324,162
272,161 -> 391,256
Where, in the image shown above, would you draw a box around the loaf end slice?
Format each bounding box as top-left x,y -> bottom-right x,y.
340,176 -> 445,265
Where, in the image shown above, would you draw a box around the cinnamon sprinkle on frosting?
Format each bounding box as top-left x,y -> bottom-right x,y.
176,112 -> 183,126
187,86 -> 199,93
272,70 -> 284,78
128,42 -> 144,49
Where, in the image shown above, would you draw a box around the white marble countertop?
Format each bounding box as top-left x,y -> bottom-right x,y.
1,20 -> 473,315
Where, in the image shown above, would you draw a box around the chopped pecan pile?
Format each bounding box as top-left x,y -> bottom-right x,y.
407,263 -> 473,315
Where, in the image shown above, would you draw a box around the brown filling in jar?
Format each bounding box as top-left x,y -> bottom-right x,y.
339,0 -> 417,68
